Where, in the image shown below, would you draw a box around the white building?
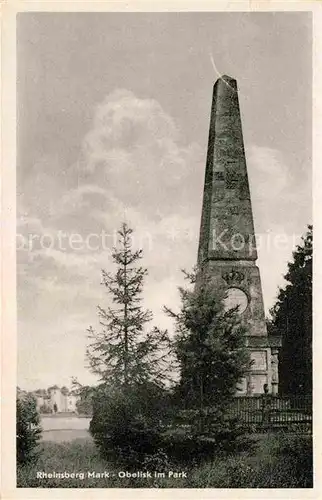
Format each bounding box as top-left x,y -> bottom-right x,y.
36,386 -> 80,413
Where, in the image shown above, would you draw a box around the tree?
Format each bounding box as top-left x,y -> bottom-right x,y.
165,269 -> 250,428
269,225 -> 312,395
71,377 -> 95,415
16,392 -> 42,465
86,223 -> 174,462
86,223 -> 172,389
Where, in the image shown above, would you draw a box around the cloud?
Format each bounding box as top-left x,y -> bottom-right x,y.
83,89 -> 179,161
18,90 -> 204,388
81,89 -> 203,216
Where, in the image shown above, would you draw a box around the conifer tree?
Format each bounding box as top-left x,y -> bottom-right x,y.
86,223 -> 171,389
268,225 -> 312,395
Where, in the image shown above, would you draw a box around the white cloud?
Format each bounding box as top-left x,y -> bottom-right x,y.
18,90 -> 203,388
81,89 -> 203,215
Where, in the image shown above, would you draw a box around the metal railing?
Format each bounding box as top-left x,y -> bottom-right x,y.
228,395 -> 312,432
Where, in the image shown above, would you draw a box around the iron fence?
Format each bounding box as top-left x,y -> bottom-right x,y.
228,395 -> 312,432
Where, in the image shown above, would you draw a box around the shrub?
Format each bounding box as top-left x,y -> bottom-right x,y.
76,398 -> 93,416
39,404 -> 52,414
16,394 -> 42,465
16,431 -> 312,488
162,426 -> 217,465
162,407 -> 253,464
178,433 -> 313,488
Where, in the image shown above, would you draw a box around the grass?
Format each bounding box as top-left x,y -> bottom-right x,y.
17,433 -> 313,488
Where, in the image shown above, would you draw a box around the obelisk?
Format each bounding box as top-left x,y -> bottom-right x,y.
197,76 -> 281,395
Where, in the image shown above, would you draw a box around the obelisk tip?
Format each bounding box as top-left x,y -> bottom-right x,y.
214,75 -> 237,90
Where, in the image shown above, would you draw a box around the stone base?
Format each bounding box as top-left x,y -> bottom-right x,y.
236,336 -> 282,396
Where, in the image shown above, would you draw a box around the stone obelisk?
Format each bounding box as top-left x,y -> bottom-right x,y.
197,76 -> 281,395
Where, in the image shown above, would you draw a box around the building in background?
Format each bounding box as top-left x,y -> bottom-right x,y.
30,385 -> 80,413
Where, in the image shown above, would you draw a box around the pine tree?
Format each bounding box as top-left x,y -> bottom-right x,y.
86,223 -> 171,389
87,224 -> 173,461
269,225 -> 312,395
165,269 -> 250,414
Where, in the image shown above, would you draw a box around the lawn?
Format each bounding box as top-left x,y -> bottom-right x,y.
17,432 -> 313,488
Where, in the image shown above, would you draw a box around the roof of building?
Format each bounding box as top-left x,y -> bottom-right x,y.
48,385 -> 60,391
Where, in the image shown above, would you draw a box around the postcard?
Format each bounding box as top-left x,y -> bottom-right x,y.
1,1 -> 320,498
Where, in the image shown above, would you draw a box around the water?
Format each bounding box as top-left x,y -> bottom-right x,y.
40,416 -> 92,442
41,416 -> 91,430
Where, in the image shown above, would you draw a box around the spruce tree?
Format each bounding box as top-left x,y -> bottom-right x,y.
86,223 -> 171,389
87,224 -> 173,461
165,269 -> 250,416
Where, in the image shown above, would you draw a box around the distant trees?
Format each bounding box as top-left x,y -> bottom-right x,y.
39,404 -> 52,414
71,378 -> 94,416
268,225 -> 312,395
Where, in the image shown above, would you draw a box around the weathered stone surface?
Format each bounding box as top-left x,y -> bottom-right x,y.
203,260 -> 267,338
196,76 -> 281,395
198,76 -> 257,263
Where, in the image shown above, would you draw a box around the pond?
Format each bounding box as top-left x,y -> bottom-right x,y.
40,416 -> 92,442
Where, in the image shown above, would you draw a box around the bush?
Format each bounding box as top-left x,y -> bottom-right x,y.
39,404 -> 52,414
162,406 -> 253,464
90,383 -> 170,466
176,433 -> 313,488
16,395 -> 42,465
76,398 -> 93,416
162,426 -> 217,465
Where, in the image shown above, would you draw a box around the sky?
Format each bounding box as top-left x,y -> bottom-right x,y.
17,12 -> 312,391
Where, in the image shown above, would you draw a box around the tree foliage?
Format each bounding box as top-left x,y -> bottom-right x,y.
86,223 -> 172,389
86,224 -> 174,462
268,225 -> 312,395
71,377 -> 95,415
89,382 -> 172,465
165,269 -> 251,412
16,392 -> 42,465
